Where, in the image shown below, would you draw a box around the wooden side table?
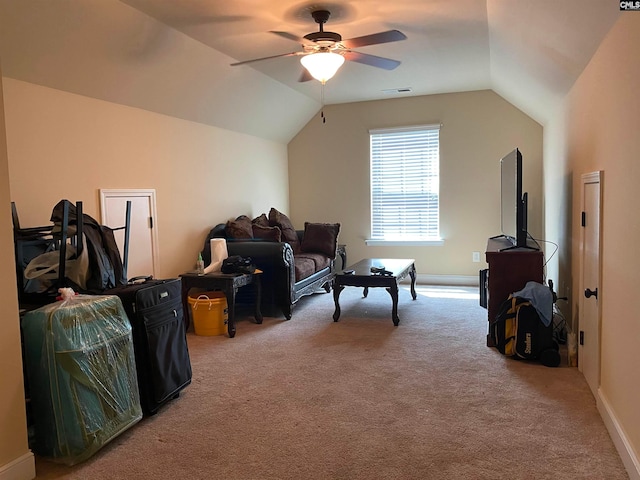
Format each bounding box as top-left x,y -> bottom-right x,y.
180,271 -> 262,338
485,237 -> 543,346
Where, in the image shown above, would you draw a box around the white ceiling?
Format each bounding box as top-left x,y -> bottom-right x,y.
121,0 -> 494,102
0,1 -> 621,142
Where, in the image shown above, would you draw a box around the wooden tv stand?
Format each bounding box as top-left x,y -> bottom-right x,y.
484,237 -> 543,346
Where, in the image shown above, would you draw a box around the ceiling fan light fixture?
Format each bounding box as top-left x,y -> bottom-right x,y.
300,51 -> 345,83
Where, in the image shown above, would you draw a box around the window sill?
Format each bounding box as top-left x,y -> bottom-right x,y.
365,239 -> 444,247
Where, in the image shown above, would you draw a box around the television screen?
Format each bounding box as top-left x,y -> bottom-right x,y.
499,148 -> 530,248
500,148 -> 521,243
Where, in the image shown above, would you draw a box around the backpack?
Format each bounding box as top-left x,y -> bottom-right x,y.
491,295 -> 560,367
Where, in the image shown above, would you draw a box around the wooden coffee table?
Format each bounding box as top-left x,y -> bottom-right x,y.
332,258 -> 417,325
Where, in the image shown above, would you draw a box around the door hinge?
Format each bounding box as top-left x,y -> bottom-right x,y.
579,330 -> 584,345
581,211 -> 586,227
149,216 -> 153,229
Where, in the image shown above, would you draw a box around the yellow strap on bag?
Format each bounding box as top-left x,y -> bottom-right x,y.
493,295 -> 532,357
503,297 -> 519,356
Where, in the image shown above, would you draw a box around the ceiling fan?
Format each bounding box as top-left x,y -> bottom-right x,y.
230,9 -> 407,83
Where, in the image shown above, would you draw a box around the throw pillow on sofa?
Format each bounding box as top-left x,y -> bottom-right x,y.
252,224 -> 282,242
268,208 -> 300,252
300,222 -> 341,258
226,215 -> 253,239
252,213 -> 270,228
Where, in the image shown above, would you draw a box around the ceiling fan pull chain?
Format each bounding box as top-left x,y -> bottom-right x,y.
321,83 -> 326,124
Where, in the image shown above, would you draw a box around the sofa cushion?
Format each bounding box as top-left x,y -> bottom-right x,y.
300,222 -> 341,258
252,224 -> 282,242
225,215 -> 253,239
294,253 -> 330,282
252,213 -> 270,228
268,208 -> 300,252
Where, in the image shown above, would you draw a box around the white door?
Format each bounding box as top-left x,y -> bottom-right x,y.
100,189 -> 159,280
578,172 -> 602,398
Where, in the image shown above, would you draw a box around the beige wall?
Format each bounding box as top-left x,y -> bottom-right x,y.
544,15 -> 640,476
3,78 -> 290,277
288,90 -> 543,281
0,72 -> 34,477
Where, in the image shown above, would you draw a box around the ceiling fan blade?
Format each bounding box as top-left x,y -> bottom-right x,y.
343,51 -> 401,70
341,30 -> 407,49
270,31 -> 315,46
230,51 -> 302,67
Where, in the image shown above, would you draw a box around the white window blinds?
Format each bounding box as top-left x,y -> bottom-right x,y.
370,125 -> 440,241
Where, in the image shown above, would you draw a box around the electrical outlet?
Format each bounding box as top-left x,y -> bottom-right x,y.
472,251 -> 481,263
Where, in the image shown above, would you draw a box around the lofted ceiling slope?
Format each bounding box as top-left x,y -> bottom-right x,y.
0,1 -> 621,143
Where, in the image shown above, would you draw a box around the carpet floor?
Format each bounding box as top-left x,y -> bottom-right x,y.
33,285 -> 628,479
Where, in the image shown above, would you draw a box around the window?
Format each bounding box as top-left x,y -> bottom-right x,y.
368,124 -> 441,245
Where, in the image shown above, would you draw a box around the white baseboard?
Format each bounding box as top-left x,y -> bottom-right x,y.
0,451 -> 35,480
598,389 -> 640,480
405,274 -> 478,286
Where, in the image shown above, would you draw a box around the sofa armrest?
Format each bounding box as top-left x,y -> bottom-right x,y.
226,240 -> 297,309
226,241 -> 293,268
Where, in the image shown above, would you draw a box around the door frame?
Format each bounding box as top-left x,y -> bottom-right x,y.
578,171 -> 603,395
99,188 -> 160,278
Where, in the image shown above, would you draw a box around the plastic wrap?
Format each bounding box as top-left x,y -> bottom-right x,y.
21,291 -> 142,465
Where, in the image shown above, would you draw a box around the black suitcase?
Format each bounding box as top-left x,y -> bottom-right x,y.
108,276 -> 192,415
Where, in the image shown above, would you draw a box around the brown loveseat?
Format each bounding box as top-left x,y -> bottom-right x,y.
202,208 -> 340,319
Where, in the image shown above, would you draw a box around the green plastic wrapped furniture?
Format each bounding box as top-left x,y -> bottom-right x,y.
21,293 -> 142,465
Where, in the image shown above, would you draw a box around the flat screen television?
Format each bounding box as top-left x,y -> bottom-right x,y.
499,148 -> 530,249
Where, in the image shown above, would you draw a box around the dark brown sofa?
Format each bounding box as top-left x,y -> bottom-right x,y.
201,208 -> 340,319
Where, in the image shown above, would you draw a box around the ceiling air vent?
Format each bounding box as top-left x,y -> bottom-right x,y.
382,87 -> 413,94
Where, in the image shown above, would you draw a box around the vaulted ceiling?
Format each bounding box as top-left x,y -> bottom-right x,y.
0,1 -> 621,143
